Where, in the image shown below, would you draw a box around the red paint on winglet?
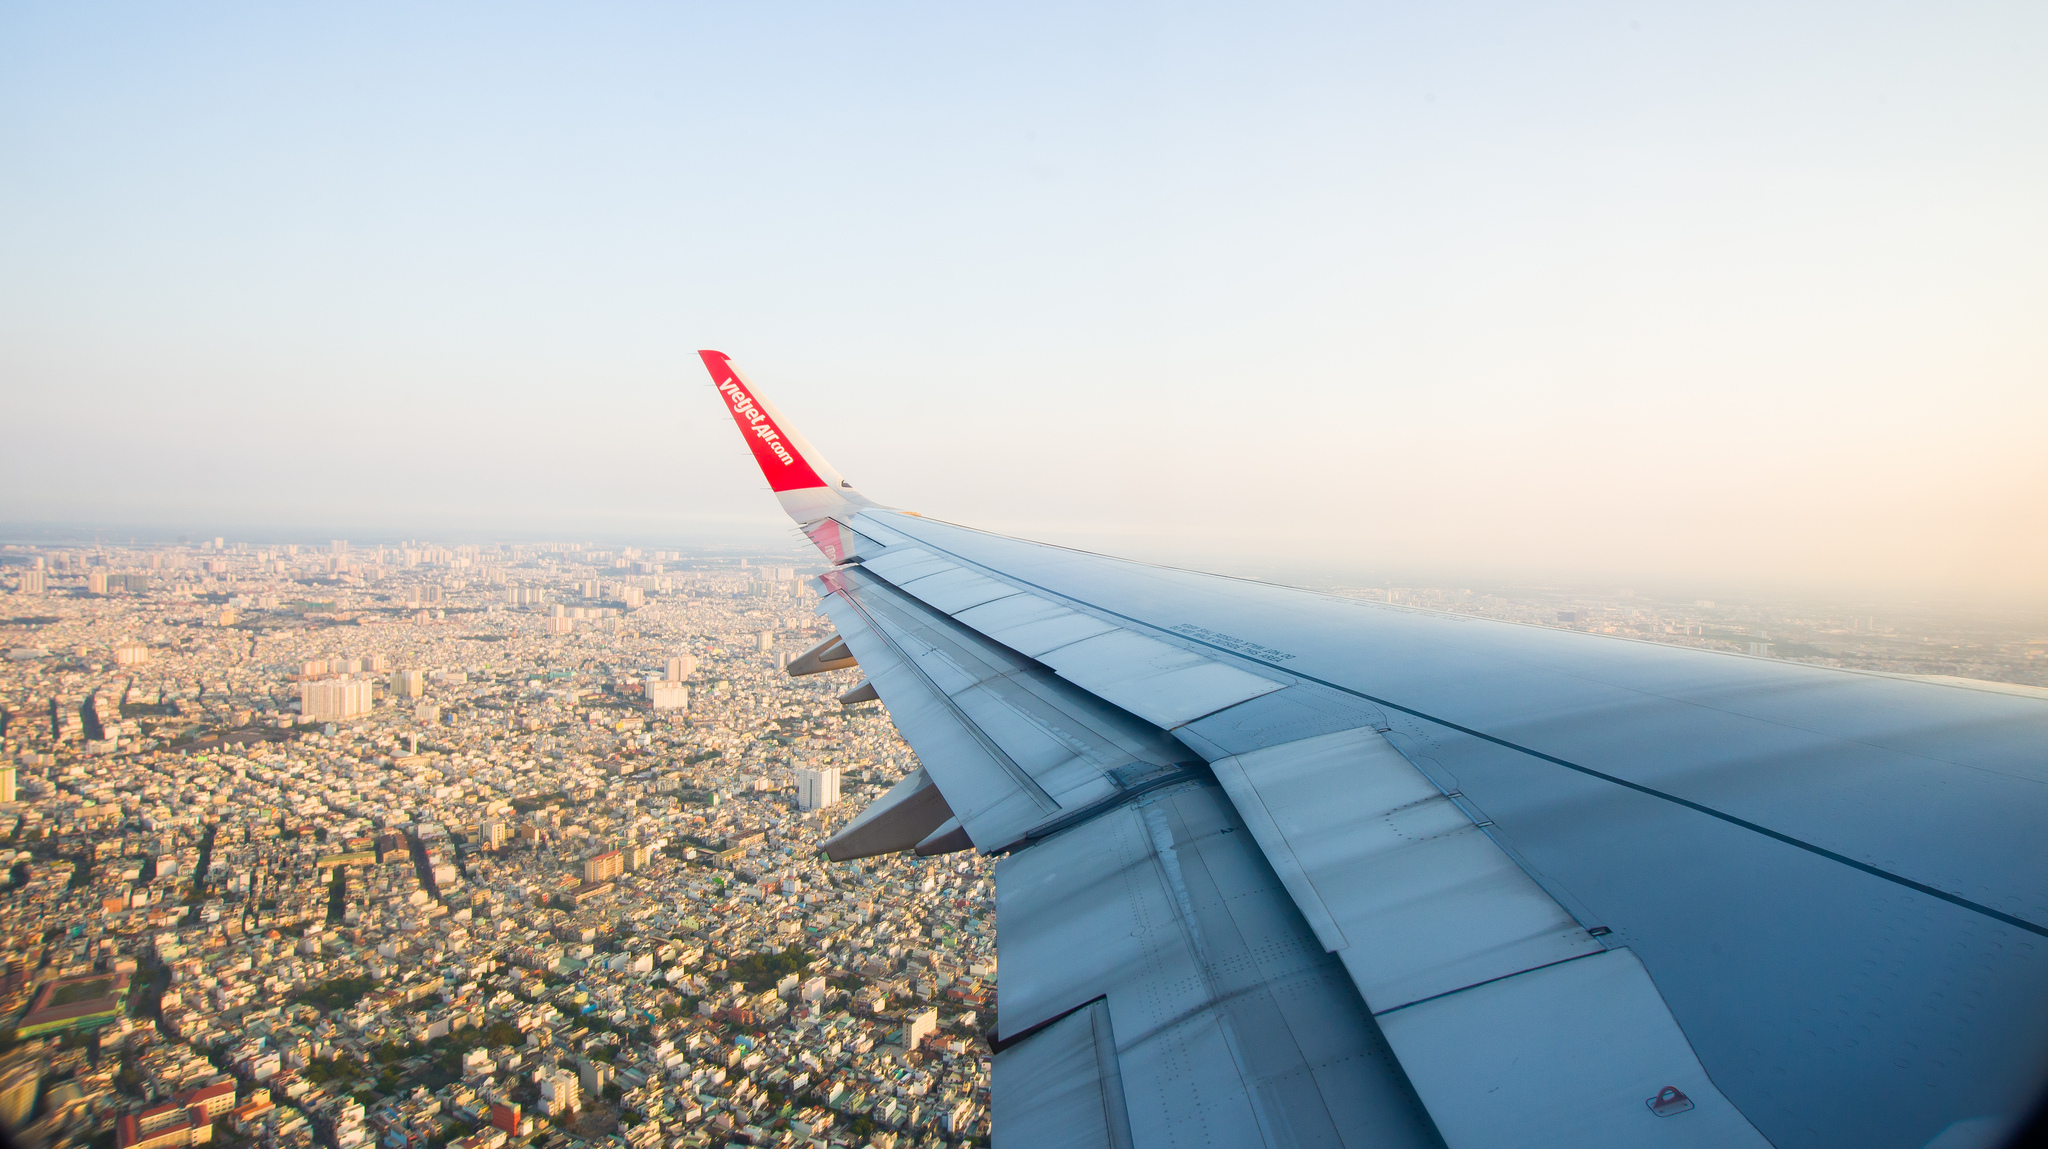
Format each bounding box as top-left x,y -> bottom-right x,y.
699,350 -> 828,492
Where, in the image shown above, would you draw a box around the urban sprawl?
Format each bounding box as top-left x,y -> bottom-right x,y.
0,538 -> 2040,1149
0,540 -> 991,1149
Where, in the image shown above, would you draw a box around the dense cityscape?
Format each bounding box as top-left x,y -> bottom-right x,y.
0,537 -> 2040,1149
0,539 -> 994,1149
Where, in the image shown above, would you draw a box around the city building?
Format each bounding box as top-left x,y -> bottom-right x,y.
901,1007 -> 938,1050
584,850 -> 624,884
797,766 -> 841,811
647,680 -> 689,711
115,642 -> 149,666
300,678 -> 374,721
538,1071 -> 579,1118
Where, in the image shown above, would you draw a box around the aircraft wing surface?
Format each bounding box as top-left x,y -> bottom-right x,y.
697,351 -> 2048,1149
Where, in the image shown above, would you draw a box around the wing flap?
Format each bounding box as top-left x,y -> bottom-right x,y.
992,1001 -> 1133,1149
1211,727 -> 1602,1010
955,592 -> 1120,658
994,780 -> 1444,1149
1378,948 -> 1770,1148
1036,628 -> 1287,729
814,567 -> 1194,852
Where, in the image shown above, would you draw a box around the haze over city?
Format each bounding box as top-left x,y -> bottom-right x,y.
4,2 -> 2044,604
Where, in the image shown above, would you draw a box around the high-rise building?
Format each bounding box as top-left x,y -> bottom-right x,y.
666,654 -> 697,681
797,766 -> 841,811
647,681 -> 689,711
545,616 -> 574,635
115,641 -> 149,666
0,764 -> 15,805
619,586 -> 644,608
0,1053 -> 39,1130
900,1007 -> 938,1049
300,679 -> 374,721
87,571 -> 108,594
392,670 -> 425,698
757,631 -> 774,651
584,850 -> 623,884
414,701 -> 441,725
483,822 -> 510,850
539,1071 -> 579,1117
16,570 -> 44,595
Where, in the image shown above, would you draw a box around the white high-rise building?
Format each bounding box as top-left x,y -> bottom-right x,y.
666,654 -> 697,681
0,765 -> 15,804
392,670 -> 425,698
15,570 -> 43,595
797,766 -> 841,811
539,1071 -> 579,1117
901,1007 -> 938,1049
114,642 -> 149,666
300,678 -> 374,721
647,681 -> 689,711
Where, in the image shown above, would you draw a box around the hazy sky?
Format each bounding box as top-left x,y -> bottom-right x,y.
3,3 -> 2043,602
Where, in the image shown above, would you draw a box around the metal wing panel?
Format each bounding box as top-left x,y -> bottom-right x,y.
992,1001 -> 1131,1149
816,567 -> 1198,851
953,592 -> 1121,657
1209,728 -> 1603,1011
819,592 -> 1052,846
1369,710 -> 2048,1149
858,546 -> 956,583
996,780 -> 1446,1149
1377,947 -> 1771,1148
802,517 -> 890,565
894,565 -> 1023,614
1035,628 -> 1288,729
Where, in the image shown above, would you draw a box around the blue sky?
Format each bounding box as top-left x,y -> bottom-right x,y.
2,3 -> 2043,599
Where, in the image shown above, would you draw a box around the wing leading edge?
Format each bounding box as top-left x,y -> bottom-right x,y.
694,351 -> 2048,1149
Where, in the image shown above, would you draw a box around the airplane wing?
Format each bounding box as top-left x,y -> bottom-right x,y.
697,350 -> 2048,1149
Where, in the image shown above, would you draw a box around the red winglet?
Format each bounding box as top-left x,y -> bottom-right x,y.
699,350 -> 829,493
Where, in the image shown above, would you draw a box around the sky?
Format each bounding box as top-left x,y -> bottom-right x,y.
2,2 -> 2044,604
